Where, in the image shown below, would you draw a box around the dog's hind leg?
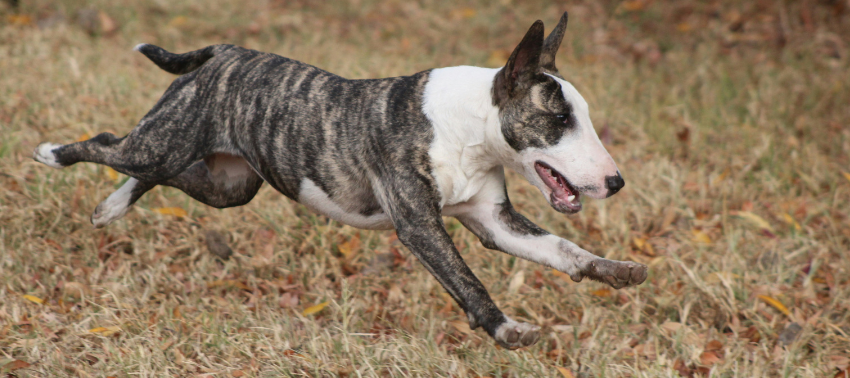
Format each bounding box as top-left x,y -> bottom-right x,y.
90,154 -> 263,227
33,72 -> 212,182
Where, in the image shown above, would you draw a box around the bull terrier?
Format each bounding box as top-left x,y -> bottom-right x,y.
33,13 -> 647,349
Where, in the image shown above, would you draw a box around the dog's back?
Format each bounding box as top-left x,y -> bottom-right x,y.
135,44 -> 434,224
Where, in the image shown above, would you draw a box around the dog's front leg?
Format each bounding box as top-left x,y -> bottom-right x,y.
377,182 -> 541,349
453,178 -> 648,289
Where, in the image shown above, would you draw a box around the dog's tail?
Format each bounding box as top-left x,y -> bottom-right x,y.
134,43 -> 224,75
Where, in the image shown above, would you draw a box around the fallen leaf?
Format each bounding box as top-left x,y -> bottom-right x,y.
621,0 -> 646,12
711,168 -> 730,186
169,16 -> 188,27
700,351 -> 722,365
758,295 -> 790,316
336,237 -> 359,260
105,167 -> 119,181
3,359 -> 31,371
704,271 -> 739,284
691,229 -> 711,244
781,213 -> 801,231
705,339 -> 724,352
232,370 -> 244,377
97,11 -> 118,35
302,301 -> 329,316
632,237 -> 656,256
88,326 -> 121,336
842,171 -> 850,184
207,280 -> 251,291
555,366 -> 576,378
153,207 -> 188,217
591,288 -> 612,297
77,132 -> 92,142
731,211 -> 774,232
740,326 -> 761,343
22,294 -> 43,304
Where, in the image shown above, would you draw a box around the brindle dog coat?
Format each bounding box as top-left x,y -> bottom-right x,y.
34,13 -> 647,349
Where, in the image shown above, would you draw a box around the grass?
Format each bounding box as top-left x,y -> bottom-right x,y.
1,0 -> 849,377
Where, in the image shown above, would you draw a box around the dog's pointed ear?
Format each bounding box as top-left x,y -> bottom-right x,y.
499,20 -> 544,98
540,12 -> 568,73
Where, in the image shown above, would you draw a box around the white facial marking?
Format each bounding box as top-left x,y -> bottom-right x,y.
33,143 -> 64,169
297,178 -> 393,230
92,178 -> 138,228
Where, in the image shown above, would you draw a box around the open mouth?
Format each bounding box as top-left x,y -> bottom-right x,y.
534,161 -> 582,213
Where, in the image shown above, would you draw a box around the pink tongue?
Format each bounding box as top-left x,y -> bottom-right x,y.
551,178 -> 574,203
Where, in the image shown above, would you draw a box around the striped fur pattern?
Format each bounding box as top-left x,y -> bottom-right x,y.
33,13 -> 647,349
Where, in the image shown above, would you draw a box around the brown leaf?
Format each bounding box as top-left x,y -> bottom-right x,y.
97,11 -> 118,35
621,0 -> 647,12
700,351 -> 722,366
740,326 -> 761,343
337,236 -> 360,260
673,358 -> 693,378
3,359 -> 31,371
705,339 -> 724,352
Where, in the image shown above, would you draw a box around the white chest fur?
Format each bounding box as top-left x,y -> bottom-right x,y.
422,66 -> 512,207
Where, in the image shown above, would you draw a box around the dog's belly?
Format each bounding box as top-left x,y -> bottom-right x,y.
296,179 -> 394,230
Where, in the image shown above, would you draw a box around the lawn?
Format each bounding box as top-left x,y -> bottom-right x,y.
1,0 -> 848,377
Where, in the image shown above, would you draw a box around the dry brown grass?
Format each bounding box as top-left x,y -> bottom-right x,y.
1,0 -> 849,377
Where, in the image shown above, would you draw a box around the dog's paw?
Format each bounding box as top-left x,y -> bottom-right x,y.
91,179 -> 138,228
581,259 -> 648,289
494,317 -> 541,349
33,143 -> 64,169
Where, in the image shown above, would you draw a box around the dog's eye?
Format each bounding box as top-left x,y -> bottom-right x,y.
554,114 -> 570,124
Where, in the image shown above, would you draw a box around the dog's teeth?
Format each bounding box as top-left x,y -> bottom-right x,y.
567,195 -> 575,202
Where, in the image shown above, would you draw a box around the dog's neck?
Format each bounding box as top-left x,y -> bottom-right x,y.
423,66 -> 517,205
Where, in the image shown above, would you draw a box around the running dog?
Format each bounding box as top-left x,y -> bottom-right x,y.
33,13 -> 647,349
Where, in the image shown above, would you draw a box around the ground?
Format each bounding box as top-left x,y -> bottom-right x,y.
1,0 -> 849,377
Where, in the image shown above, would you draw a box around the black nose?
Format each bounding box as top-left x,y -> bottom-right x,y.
605,173 -> 625,197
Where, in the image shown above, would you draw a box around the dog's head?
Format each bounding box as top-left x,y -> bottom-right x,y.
493,13 -> 622,214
